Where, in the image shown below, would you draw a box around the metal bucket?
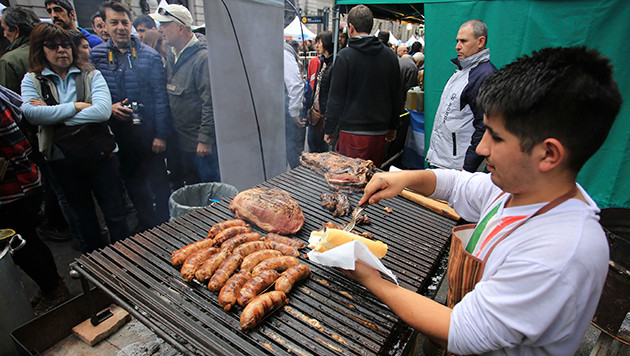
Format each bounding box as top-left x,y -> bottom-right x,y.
0,230 -> 35,356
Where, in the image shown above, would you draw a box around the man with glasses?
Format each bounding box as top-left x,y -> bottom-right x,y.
150,5 -> 219,184
90,1 -> 173,231
44,0 -> 102,48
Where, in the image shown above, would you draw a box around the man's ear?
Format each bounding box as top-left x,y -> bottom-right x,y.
348,23 -> 355,36
70,10 -> 76,21
538,138 -> 566,172
477,35 -> 487,49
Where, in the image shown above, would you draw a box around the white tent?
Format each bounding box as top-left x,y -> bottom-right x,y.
405,35 -> 425,48
374,29 -> 399,46
284,16 -> 316,41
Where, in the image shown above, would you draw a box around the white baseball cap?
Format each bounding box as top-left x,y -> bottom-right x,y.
150,4 -> 193,27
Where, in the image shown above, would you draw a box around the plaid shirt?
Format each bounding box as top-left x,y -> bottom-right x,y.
0,97 -> 41,206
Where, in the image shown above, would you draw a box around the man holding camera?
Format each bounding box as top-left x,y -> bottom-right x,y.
90,1 -> 172,230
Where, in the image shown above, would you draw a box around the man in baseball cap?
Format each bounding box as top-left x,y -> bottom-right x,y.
150,4 -> 193,27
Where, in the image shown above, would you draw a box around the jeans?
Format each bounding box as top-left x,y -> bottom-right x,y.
307,125 -> 328,153
39,161 -> 83,244
49,156 -> 130,253
180,148 -> 221,184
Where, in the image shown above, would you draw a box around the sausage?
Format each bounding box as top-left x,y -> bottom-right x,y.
180,247 -> 219,282
237,269 -> 281,307
213,226 -> 252,246
208,253 -> 244,292
218,271 -> 253,311
232,241 -> 270,257
207,219 -> 247,239
221,232 -> 261,252
265,241 -> 299,257
240,249 -> 282,273
240,291 -> 288,331
171,238 -> 216,266
263,233 -> 305,249
194,250 -> 230,282
252,256 -> 300,276
275,264 -> 311,294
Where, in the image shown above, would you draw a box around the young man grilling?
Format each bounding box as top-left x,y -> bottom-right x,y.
347,46 -> 622,355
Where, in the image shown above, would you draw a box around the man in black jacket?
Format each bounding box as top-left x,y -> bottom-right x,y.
324,5 -> 401,167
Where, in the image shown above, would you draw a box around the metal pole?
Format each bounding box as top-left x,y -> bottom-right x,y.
332,6 -> 340,64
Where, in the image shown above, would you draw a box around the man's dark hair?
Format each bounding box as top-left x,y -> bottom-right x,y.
319,30 -> 333,55
133,15 -> 156,30
377,30 -> 389,46
44,0 -> 74,14
91,11 -> 102,24
347,5 -> 373,34
100,1 -> 132,21
410,41 -> 422,53
1,7 -> 40,39
477,46 -> 622,173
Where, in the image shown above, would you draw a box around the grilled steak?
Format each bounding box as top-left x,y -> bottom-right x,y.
229,188 -> 305,234
319,192 -> 352,217
300,152 -> 375,192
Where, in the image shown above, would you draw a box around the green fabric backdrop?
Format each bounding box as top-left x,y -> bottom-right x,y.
337,0 -> 630,208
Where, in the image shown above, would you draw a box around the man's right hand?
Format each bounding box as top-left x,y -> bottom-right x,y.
112,98 -> 133,121
359,171 -> 411,206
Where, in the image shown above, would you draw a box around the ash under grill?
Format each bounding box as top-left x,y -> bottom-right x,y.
72,166 -> 455,355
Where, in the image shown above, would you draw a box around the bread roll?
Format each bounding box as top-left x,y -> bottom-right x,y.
308,228 -> 387,258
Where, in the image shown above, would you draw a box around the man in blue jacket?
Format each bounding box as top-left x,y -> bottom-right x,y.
426,19 -> 497,172
90,1 -> 172,230
45,0 -> 102,48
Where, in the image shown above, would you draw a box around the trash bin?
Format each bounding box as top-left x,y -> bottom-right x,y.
168,183 -> 239,220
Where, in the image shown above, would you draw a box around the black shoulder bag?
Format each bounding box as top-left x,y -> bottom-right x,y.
37,72 -> 117,162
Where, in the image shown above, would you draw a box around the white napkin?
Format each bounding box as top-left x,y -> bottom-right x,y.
307,240 -> 399,285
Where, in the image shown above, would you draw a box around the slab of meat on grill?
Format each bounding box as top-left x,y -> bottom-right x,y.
300,152 -> 375,192
229,188 -> 305,234
319,192 -> 352,217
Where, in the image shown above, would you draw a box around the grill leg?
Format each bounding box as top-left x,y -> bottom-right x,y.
79,274 -> 113,326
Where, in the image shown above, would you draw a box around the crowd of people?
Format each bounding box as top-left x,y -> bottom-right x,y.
0,0 -> 218,315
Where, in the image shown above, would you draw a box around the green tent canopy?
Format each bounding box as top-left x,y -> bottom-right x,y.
335,0 -> 630,209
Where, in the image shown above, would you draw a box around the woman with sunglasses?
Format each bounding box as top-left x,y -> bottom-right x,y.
20,23 -> 130,253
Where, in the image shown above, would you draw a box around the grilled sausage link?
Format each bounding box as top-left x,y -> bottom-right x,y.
265,241 -> 299,257
232,241 -> 270,257
171,238 -> 216,266
221,232 -> 261,252
195,250 -> 230,282
213,226 -> 252,246
275,264 -> 311,294
252,256 -> 300,276
207,219 -> 247,239
180,247 -> 219,282
262,233 -> 305,249
208,253 -> 244,292
240,291 -> 288,331
218,271 -> 253,311
240,249 -> 282,273
237,269 -> 281,307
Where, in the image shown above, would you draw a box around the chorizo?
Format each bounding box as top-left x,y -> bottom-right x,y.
194,250 -> 230,282
207,219 -> 247,239
240,249 -> 282,273
171,238 -> 216,266
240,291 -> 288,331
265,241 -> 299,257
221,232 -> 261,252
218,271 -> 253,311
263,233 -> 305,249
180,247 -> 219,282
213,226 -> 252,246
275,264 -> 311,294
237,269 -> 281,307
208,253 -> 244,292
252,256 -> 300,276
232,241 -> 269,257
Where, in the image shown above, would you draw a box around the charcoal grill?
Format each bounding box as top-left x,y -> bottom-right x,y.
71,166 -> 455,355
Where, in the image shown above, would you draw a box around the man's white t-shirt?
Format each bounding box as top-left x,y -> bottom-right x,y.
430,170 -> 608,356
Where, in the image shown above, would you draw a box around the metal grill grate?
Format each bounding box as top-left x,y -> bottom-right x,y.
72,166 -> 454,355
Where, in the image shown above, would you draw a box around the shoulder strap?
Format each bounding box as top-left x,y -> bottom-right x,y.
31,73 -> 58,106
76,70 -> 97,103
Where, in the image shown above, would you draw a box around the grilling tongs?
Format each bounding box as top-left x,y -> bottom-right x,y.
343,202 -> 368,232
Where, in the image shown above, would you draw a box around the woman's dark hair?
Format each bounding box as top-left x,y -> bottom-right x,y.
28,23 -> 85,74
141,29 -> 166,59
1,7 -> 40,39
319,30 -> 333,56
68,29 -> 87,47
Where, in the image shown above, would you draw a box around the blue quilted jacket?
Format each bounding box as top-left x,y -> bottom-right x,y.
90,36 -> 172,144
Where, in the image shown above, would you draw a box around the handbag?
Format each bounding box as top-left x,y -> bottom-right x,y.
35,72 -> 117,162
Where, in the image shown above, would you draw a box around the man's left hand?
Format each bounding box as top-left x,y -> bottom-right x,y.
197,142 -> 211,157
152,138 -> 166,153
385,129 -> 397,143
293,116 -> 307,127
